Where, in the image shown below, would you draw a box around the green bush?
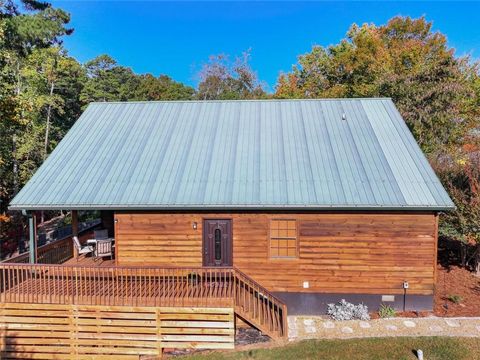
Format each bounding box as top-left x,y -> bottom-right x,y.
378,304 -> 396,318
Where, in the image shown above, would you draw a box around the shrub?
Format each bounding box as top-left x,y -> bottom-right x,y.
378,304 -> 396,318
447,294 -> 463,304
327,299 -> 370,321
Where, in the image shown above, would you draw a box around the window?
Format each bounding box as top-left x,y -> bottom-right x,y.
270,219 -> 297,258
214,228 -> 222,261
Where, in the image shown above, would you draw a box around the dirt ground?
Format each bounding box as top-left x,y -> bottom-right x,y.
434,237 -> 480,317
391,237 -> 480,318
434,265 -> 480,317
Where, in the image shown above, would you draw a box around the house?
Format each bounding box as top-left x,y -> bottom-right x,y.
2,98 -> 453,358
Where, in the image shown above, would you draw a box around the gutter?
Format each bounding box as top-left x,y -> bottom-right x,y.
9,204 -> 456,212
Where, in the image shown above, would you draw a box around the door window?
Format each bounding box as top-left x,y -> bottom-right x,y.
214,228 -> 222,261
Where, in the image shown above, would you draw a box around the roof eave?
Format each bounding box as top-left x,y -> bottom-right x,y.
8,204 -> 456,212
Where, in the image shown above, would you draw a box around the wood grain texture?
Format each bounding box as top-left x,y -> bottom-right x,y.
0,303 -> 234,359
115,212 -> 437,295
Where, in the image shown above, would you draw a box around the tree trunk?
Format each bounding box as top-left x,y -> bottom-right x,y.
12,133 -> 19,196
460,242 -> 467,268
43,81 -> 55,161
12,61 -> 21,197
475,244 -> 480,277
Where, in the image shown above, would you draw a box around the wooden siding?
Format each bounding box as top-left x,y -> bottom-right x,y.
0,303 -> 234,359
115,212 -> 437,295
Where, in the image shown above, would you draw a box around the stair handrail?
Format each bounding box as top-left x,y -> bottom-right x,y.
232,266 -> 286,305
232,266 -> 288,338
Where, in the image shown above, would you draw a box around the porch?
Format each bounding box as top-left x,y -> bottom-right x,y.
0,211 -> 287,358
0,259 -> 287,359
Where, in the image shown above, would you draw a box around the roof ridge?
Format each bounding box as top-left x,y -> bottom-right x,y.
89,98 -> 393,105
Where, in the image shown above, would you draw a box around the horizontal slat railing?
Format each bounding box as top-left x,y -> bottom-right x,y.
0,263 -> 287,339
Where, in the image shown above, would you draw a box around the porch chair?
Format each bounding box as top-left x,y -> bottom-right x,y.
72,236 -> 94,260
95,239 -> 113,260
94,229 -> 109,240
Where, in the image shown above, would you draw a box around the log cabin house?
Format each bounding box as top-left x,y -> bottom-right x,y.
2,98 -> 453,358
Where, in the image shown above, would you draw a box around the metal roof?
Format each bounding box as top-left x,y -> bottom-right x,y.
9,98 -> 454,211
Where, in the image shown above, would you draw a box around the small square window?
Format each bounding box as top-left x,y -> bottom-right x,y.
270,219 -> 297,258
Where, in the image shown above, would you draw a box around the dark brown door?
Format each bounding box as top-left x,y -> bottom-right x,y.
203,219 -> 232,267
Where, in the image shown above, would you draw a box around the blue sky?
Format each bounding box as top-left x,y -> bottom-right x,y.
52,1 -> 480,91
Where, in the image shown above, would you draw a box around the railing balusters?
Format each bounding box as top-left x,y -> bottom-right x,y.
0,263 -> 287,338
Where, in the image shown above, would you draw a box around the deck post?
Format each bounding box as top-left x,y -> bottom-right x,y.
28,212 -> 37,263
72,210 -> 79,259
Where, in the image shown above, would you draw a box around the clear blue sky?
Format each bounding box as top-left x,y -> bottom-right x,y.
52,1 -> 480,91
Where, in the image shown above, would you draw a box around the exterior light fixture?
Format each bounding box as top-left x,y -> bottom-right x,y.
342,113 -> 347,121
192,222 -> 197,230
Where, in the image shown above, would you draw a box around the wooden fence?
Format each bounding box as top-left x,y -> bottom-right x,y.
0,303 -> 234,359
0,263 -> 287,339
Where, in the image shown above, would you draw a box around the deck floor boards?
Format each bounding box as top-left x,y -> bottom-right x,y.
63,255 -> 116,266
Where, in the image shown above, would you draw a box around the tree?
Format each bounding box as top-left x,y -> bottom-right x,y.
275,16 -> 478,154
275,16 -> 480,271
20,47 -> 86,159
81,55 -> 194,104
80,55 -> 139,103
135,74 -> 194,101
197,51 -> 266,100
0,0 -> 74,212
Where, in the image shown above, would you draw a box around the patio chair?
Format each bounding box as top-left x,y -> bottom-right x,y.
95,239 -> 113,260
94,229 -> 109,240
72,236 -> 94,260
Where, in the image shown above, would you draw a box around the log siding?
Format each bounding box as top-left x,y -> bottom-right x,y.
115,212 -> 437,296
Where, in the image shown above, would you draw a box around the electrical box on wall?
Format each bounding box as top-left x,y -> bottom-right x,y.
403,281 -> 409,289
303,281 -> 309,289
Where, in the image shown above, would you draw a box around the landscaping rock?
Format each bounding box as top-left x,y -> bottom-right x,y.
403,320 -> 416,328
445,319 -> 461,327
305,326 -> 317,334
323,321 -> 335,329
341,326 -> 354,334
429,325 -> 443,332
359,321 -> 371,329
386,325 -> 398,331
303,319 -> 315,326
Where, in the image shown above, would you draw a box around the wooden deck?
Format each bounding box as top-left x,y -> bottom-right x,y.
0,263 -> 287,340
64,255 -> 115,266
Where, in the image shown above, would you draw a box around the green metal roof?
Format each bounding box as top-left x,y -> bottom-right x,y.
9,98 -> 454,211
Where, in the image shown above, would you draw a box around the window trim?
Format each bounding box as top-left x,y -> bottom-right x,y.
269,218 -> 299,259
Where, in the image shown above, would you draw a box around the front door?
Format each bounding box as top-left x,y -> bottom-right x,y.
203,219 -> 232,266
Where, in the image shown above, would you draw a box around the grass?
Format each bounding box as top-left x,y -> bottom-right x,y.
447,294 -> 464,304
176,337 -> 480,360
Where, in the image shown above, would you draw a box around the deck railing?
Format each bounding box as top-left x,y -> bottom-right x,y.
2,237 -> 74,265
0,263 -> 287,339
2,219 -> 100,264
233,268 -> 288,338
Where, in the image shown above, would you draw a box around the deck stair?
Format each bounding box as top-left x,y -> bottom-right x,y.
232,267 -> 287,340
